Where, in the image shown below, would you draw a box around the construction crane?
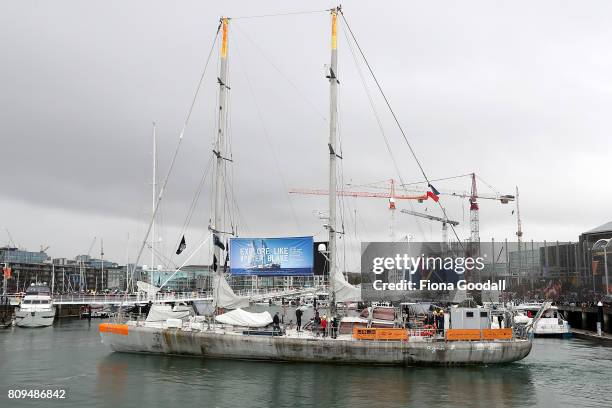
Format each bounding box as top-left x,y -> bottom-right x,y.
515,186 -> 523,245
415,174 -> 515,243
290,179 -> 431,240
392,173 -> 515,243
290,179 -> 430,209
79,236 -> 97,292
4,228 -> 16,248
470,173 -> 479,244
400,209 -> 459,244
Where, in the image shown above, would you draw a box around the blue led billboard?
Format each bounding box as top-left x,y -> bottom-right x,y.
229,236 -> 314,276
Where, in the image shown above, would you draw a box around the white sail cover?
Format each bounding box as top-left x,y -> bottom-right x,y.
146,304 -> 191,322
213,274 -> 249,309
214,308 -> 272,327
333,270 -> 361,302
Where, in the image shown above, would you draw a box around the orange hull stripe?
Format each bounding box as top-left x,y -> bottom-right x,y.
99,323 -> 129,336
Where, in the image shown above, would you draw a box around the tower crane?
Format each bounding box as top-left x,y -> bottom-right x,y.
515,186 -> 523,244
79,236 -> 97,292
400,209 -> 459,244
405,173 -> 514,243
4,228 -> 16,248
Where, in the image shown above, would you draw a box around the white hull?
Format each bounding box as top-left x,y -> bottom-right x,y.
532,318 -> 571,336
100,324 -> 532,365
15,308 -> 56,328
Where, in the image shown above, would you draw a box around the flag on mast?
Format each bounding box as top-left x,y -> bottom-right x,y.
427,184 -> 440,202
175,235 -> 186,255
213,234 -> 225,251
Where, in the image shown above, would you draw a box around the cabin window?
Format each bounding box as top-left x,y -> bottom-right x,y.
466,311 -> 474,318
23,300 -> 32,304
480,312 -> 488,318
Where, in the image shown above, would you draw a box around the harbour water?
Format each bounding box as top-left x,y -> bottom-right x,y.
1,319 -> 611,408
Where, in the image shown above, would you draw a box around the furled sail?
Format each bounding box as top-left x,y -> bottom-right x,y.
213,274 -> 249,309
333,269 -> 361,302
145,304 -> 191,322
214,308 -> 272,327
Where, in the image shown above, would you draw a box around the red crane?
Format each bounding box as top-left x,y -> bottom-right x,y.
289,179 -> 431,209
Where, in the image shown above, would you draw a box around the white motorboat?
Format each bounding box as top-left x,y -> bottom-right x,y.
15,283 -> 56,328
514,303 -> 571,337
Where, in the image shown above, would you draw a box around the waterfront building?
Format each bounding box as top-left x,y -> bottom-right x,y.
0,247 -> 49,264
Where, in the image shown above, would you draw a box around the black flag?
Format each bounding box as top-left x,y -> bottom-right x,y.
213,234 -> 225,250
212,254 -> 218,272
176,235 -> 186,255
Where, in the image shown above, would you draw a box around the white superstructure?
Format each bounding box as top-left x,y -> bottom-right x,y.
15,284 -> 56,328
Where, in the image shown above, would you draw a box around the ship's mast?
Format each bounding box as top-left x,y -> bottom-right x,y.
151,122 -> 157,283
328,8 -> 340,317
212,17 -> 230,281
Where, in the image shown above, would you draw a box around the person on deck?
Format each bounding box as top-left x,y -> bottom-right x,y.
314,311 -> 321,337
331,316 -> 338,339
321,314 -> 328,337
436,309 -> 445,335
273,312 -> 280,332
295,308 -> 303,332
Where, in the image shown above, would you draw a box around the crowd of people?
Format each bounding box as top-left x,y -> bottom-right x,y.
500,286 -> 611,307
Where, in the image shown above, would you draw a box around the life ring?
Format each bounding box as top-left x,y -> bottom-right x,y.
421,324 -> 435,336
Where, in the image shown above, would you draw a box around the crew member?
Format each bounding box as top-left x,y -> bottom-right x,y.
295,307 -> 303,332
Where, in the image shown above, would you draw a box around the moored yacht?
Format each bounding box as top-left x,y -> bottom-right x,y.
514,303 -> 571,337
15,283 -> 56,327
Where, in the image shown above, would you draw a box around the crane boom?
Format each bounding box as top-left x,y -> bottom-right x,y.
86,236 -> 97,257
289,188 -> 428,200
290,179 -> 429,202
445,191 -> 515,203
399,209 -> 459,226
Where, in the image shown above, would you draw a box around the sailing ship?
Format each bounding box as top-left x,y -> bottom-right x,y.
246,240 -> 281,272
100,8 -> 533,365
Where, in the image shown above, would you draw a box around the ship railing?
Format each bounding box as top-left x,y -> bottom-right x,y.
408,327 -> 444,338
54,293 -> 141,304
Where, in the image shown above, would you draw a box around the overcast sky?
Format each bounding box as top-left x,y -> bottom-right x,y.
2,1 -> 611,270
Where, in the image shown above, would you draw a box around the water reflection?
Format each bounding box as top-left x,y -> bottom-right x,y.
3,320 -> 611,408
96,353 -> 537,408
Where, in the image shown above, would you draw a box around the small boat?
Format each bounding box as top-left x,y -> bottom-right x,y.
514,302 -> 571,337
80,305 -> 112,319
15,283 -> 56,328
